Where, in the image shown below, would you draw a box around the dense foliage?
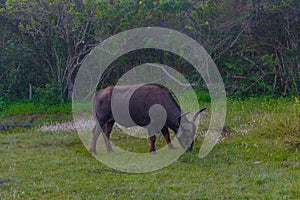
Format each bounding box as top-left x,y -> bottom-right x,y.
0,0 -> 299,103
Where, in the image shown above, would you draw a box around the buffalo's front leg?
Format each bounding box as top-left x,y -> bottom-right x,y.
149,135 -> 156,153
161,126 -> 174,149
188,141 -> 194,151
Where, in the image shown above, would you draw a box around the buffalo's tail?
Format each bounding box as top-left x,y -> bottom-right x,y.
91,92 -> 98,122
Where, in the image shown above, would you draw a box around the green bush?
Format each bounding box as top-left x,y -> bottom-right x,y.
1,101 -> 71,116
4,102 -> 36,115
0,97 -> 5,113
34,81 -> 61,106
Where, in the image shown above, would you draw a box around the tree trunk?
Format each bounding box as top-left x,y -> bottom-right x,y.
67,79 -> 73,99
57,78 -> 64,102
29,83 -> 32,100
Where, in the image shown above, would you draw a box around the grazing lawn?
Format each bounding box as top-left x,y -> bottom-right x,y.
0,97 -> 299,199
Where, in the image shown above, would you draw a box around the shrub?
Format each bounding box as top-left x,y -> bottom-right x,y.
34,81 -> 61,105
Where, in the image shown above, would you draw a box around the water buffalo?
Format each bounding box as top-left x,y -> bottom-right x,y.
90,83 -> 206,153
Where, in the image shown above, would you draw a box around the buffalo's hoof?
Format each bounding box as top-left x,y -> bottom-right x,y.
168,144 -> 176,150
107,149 -> 114,153
89,149 -> 96,154
187,147 -> 193,151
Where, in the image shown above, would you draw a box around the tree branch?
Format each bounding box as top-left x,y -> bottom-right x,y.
0,116 -> 38,130
145,63 -> 196,87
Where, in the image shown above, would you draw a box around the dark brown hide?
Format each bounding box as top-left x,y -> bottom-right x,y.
90,83 -> 205,153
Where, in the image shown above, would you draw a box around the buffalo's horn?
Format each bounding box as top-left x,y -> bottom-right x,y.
180,112 -> 190,118
191,107 -> 206,123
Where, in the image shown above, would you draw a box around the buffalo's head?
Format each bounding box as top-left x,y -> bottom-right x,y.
177,108 -> 206,150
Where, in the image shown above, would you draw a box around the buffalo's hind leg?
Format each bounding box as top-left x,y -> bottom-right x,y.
90,123 -> 101,154
90,120 -> 114,154
161,126 -> 174,149
102,120 -> 114,153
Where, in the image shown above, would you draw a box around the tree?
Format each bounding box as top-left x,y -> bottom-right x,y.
1,0 -> 299,100
0,12 -> 45,100
1,0 -> 102,100
247,0 -> 300,96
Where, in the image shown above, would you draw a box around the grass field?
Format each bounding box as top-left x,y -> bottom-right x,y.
0,97 -> 299,199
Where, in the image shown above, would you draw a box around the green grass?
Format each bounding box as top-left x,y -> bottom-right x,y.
0,97 -> 299,199
0,101 -> 71,117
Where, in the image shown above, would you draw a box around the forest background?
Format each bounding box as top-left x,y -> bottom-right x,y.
0,0 -> 299,105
